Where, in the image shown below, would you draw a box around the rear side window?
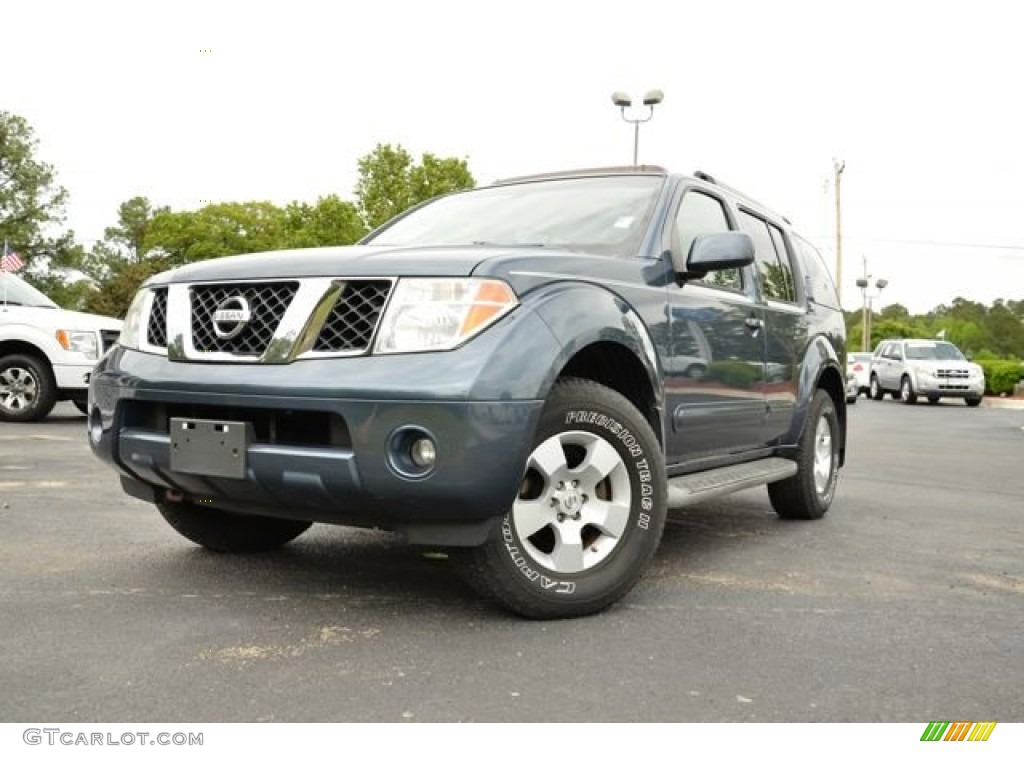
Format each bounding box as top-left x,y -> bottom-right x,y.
674,191 -> 742,292
737,211 -> 796,303
793,234 -> 839,309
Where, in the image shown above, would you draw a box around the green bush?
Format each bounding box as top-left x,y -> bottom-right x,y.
976,360 -> 1023,396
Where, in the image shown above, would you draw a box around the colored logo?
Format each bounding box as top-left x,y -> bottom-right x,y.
921,721 -> 997,741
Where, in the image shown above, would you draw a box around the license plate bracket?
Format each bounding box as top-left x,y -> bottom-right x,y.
169,418 -> 252,479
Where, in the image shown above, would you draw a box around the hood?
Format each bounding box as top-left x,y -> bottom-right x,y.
150,245 -> 501,284
0,305 -> 121,331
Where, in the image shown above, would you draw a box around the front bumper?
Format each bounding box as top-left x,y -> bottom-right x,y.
912,376 -> 985,398
53,362 -> 95,391
89,348 -> 545,543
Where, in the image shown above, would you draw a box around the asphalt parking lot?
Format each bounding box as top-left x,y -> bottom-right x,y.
1,397 -> 1022,722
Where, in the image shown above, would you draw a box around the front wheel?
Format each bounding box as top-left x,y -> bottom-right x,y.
453,378 -> 667,619
768,390 -> 840,520
900,376 -> 918,404
0,354 -> 57,422
869,375 -> 884,401
157,499 -> 312,552
965,396 -> 982,407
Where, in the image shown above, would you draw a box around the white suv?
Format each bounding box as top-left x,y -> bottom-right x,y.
0,273 -> 122,421
869,338 -> 985,407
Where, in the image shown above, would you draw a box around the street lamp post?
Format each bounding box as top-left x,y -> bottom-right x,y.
856,260 -> 888,352
612,90 -> 664,166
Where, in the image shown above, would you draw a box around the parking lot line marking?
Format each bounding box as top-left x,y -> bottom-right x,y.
0,481 -> 27,488
0,435 -> 74,442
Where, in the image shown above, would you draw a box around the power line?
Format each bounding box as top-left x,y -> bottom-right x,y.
846,236 -> 1024,253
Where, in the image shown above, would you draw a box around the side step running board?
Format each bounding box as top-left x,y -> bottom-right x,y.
667,457 -> 797,509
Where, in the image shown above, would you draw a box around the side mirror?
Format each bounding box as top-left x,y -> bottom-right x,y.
674,231 -> 755,276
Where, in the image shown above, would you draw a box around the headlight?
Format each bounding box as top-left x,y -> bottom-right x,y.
117,288 -> 150,350
374,278 -> 518,354
55,330 -> 99,360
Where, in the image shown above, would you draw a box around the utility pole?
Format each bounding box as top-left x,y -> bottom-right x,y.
833,158 -> 845,305
859,256 -> 869,352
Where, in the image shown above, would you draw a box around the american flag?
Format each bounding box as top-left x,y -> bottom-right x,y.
1,244 -> 24,273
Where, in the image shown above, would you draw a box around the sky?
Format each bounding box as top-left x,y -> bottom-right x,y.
4,0 -> 1023,314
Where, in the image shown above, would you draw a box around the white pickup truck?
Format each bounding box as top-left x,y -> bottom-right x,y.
0,273 -> 122,422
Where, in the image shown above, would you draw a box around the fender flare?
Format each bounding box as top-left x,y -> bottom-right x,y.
787,333 -> 846,455
528,283 -> 663,408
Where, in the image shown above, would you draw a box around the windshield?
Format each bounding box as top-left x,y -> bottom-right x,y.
364,175 -> 665,256
0,272 -> 57,308
904,341 -> 966,361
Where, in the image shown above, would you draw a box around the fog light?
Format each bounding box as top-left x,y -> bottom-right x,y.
410,437 -> 437,468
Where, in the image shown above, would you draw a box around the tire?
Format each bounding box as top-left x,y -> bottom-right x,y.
72,399 -> 89,416
768,389 -> 840,520
846,394 -> 857,405
927,396 -> 940,404
869,375 -> 884,401
0,353 -> 57,422
900,376 -> 918,404
965,397 -> 982,407
453,378 -> 667,619
156,499 -> 312,552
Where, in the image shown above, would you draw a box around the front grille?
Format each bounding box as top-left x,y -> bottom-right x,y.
936,368 -> 969,379
190,282 -> 298,356
313,280 -> 392,353
100,329 -> 120,353
147,288 -> 168,348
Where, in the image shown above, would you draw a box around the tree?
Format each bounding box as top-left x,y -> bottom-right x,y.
354,144 -> 474,230
284,195 -> 366,247
102,196 -> 168,264
143,202 -> 291,263
0,111 -> 69,264
85,258 -> 171,319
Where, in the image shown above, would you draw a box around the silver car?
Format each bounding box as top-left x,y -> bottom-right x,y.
869,339 -> 985,406
846,352 -> 872,397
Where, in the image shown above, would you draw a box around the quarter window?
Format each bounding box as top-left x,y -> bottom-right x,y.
673,191 -> 741,291
793,234 -> 839,309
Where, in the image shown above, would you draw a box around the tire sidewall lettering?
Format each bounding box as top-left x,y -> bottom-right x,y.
500,404 -> 662,595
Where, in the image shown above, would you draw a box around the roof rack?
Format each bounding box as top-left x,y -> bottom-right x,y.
494,165 -> 668,185
693,169 -> 792,225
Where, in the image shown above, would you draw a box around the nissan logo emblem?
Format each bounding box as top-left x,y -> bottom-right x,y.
212,296 -> 252,340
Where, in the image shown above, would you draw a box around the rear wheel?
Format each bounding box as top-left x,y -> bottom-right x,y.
900,376 -> 918,404
769,390 -> 840,520
927,396 -> 940,404
0,354 -> 57,422
156,499 -> 312,552
453,378 -> 667,619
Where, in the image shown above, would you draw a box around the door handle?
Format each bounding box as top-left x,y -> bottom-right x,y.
745,316 -> 764,330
